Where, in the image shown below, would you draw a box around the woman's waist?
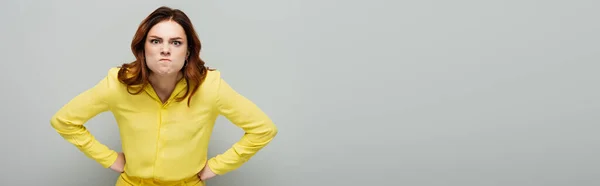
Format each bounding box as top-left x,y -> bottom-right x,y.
119,172 -> 202,185
120,153 -> 208,183
120,139 -> 209,165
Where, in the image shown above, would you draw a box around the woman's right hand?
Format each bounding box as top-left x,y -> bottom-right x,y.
109,152 -> 126,173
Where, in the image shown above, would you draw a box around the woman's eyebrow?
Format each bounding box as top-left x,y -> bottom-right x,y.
148,35 -> 183,40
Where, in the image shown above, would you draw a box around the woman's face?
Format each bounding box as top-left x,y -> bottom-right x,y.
144,20 -> 188,76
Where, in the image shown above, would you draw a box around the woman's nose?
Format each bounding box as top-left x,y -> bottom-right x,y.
160,45 -> 170,55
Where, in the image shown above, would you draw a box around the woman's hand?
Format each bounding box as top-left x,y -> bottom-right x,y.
197,163 -> 217,181
109,152 -> 126,173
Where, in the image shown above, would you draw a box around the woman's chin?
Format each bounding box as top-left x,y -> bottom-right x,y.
150,69 -> 178,76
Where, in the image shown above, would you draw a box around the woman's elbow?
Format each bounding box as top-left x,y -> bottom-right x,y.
50,114 -> 75,133
49,114 -> 62,130
265,123 -> 278,140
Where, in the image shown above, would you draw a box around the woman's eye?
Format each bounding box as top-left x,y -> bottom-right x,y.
151,39 -> 160,44
172,41 -> 181,46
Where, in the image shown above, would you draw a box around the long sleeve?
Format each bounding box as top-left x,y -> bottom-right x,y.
207,77 -> 278,175
50,75 -> 118,168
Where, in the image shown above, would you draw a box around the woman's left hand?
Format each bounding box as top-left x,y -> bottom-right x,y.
197,163 -> 217,181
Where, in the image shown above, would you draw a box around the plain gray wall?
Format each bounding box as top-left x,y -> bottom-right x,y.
2,0 -> 599,185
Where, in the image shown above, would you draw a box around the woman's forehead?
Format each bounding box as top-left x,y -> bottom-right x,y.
148,21 -> 186,39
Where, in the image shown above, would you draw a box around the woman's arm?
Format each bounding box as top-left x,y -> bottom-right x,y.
50,74 -> 119,169
206,77 -> 278,175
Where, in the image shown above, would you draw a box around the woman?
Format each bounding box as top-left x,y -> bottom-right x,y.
50,6 -> 278,186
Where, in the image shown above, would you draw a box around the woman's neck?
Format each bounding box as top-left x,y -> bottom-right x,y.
148,72 -> 183,102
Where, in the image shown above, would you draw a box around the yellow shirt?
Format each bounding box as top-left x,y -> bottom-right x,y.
50,67 -> 278,181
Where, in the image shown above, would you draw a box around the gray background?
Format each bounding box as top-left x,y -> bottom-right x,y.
2,0 -> 599,185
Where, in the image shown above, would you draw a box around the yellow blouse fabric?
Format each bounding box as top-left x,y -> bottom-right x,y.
50,67 -> 278,181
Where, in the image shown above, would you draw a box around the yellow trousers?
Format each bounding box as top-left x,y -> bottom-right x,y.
115,173 -> 205,186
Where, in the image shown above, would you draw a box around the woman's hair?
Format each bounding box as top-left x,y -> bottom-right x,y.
117,6 -> 211,106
